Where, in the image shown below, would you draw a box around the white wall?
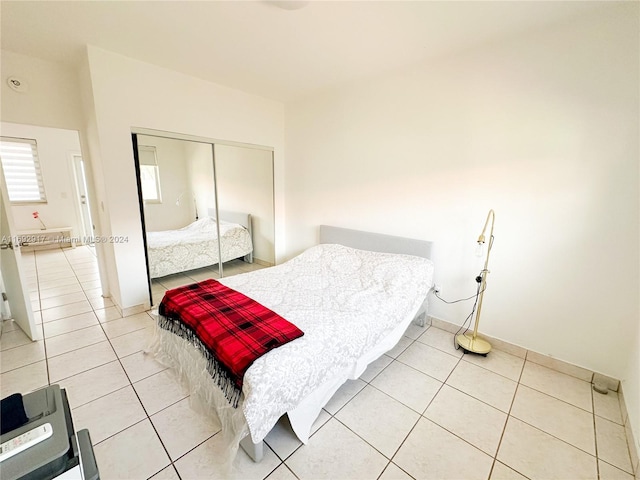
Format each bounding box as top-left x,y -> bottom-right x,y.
285,5 -> 638,380
81,45 -> 285,310
184,141 -> 216,221
1,123 -> 83,238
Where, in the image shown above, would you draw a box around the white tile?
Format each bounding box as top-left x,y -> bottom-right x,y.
174,432 -> 281,480
151,397 -> 221,460
265,464 -> 298,480
81,280 -> 101,290
48,341 -> 117,382
44,324 -> 107,357
83,287 -> 105,300
120,350 -> 167,383
0,328 -> 32,351
520,361 -> 593,412
446,360 -> 517,413
42,311 -> 99,338
58,360 -> 130,409
134,370 -> 187,415
394,417 -> 493,480
425,385 -> 507,456
511,385 -> 595,454
386,336 -> 413,358
0,340 -> 45,373
462,348 -> 525,382
397,341 -> 459,382
598,460 -> 635,480
101,312 -> 154,339
371,360 -> 442,413
38,283 -> 83,299
72,386 -> 147,444
87,296 -> 113,310
0,361 -> 48,398
594,389 -> 624,425
286,418 -> 388,480
378,462 -> 413,480
41,300 -> 93,323
39,291 -> 87,310
110,326 -> 154,358
497,417 -> 597,480
359,354 -> 393,383
323,378 -> 366,415
416,326 -> 464,357
490,462 -> 529,479
336,385 -> 420,458
149,465 -> 181,480
95,306 -> 122,323
526,350 -> 593,382
93,419 -> 170,480
265,415 -> 303,461
403,322 -> 428,340
596,416 -> 634,474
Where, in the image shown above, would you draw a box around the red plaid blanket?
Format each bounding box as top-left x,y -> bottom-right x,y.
158,279 -> 304,407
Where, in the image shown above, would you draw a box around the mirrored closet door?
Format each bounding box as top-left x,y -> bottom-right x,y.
132,132 -> 274,306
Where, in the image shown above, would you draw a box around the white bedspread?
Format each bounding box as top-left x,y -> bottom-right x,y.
147,217 -> 252,278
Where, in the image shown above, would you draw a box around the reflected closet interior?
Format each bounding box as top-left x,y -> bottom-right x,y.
132,132 -> 275,306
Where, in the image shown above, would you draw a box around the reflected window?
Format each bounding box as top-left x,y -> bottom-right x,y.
138,145 -> 161,203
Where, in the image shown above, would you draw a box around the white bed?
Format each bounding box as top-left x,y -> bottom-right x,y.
146,210 -> 253,278
148,225 -> 434,462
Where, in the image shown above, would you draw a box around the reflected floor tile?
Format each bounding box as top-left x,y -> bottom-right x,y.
39,291 -> 87,310
93,419 -> 170,480
286,418 -> 388,480
110,326 -> 154,358
394,417 -> 493,480
0,328 -> 32,351
497,417 -> 597,479
95,306 -> 122,323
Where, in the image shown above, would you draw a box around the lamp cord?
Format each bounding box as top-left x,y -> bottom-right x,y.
451,276 -> 485,350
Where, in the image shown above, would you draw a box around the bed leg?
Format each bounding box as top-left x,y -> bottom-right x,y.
240,435 -> 264,463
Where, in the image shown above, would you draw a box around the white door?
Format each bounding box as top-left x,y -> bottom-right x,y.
72,154 -> 94,242
0,166 -> 39,340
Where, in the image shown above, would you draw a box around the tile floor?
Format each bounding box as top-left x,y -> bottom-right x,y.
0,246 -> 637,480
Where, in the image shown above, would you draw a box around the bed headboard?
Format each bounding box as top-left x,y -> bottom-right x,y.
207,209 -> 251,231
319,225 -> 433,260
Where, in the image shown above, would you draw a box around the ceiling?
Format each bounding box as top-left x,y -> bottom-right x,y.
0,1 -> 616,102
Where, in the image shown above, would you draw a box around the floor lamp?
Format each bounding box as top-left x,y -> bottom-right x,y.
455,209 -> 495,355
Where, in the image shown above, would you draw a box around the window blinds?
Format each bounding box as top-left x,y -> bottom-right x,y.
0,137 -> 47,203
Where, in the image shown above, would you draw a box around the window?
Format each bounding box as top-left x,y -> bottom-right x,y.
0,137 -> 47,203
138,145 -> 162,203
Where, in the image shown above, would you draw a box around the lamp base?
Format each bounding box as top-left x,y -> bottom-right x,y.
455,332 -> 492,355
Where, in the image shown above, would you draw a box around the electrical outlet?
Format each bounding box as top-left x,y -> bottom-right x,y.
433,284 -> 441,294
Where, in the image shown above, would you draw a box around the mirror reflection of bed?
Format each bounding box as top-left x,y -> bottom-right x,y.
132,133 -> 275,306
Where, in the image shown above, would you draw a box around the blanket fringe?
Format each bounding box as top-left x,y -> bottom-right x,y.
157,314 -> 242,408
